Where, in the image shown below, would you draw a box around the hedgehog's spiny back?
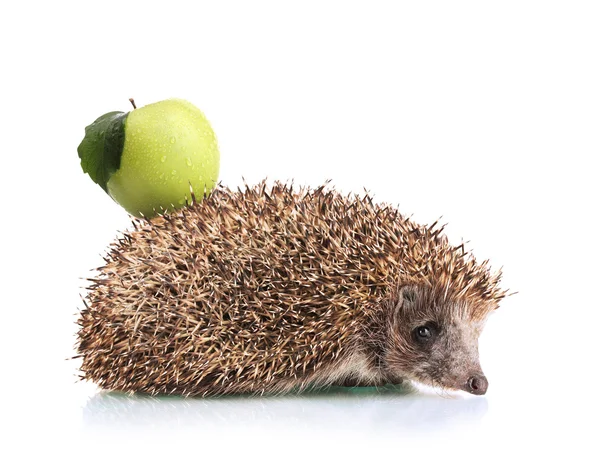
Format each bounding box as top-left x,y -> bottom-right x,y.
77,182 -> 504,395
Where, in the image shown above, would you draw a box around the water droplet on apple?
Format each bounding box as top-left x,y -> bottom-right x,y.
160,156 -> 167,163
170,136 -> 176,144
186,157 -> 192,167
171,170 -> 177,175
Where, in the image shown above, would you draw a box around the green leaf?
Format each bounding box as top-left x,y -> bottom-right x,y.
77,111 -> 129,192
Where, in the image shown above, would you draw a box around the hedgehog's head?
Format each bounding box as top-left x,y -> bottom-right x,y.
382,282 -> 498,395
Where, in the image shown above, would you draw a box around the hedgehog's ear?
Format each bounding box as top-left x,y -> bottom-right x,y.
399,285 -> 418,308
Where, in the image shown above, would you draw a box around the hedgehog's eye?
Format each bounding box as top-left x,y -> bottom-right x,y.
413,324 -> 436,344
417,326 -> 431,338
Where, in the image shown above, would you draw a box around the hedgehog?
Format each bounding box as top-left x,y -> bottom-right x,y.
76,181 -> 507,397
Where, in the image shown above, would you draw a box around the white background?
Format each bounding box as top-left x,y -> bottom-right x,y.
1,1 -> 598,455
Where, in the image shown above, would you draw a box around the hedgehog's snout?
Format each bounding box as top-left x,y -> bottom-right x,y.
465,374 -> 488,395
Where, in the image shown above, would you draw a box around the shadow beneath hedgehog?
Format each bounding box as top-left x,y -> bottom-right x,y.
83,385 -> 488,433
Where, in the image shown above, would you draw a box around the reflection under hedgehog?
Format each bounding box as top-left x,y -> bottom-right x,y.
77,181 -> 506,396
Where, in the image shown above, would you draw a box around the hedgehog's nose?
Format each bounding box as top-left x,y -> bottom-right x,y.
466,375 -> 488,395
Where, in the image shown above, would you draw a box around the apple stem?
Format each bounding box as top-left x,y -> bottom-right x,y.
129,98 -> 137,109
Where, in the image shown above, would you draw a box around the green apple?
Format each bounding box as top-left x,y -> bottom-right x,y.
78,98 -> 219,217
